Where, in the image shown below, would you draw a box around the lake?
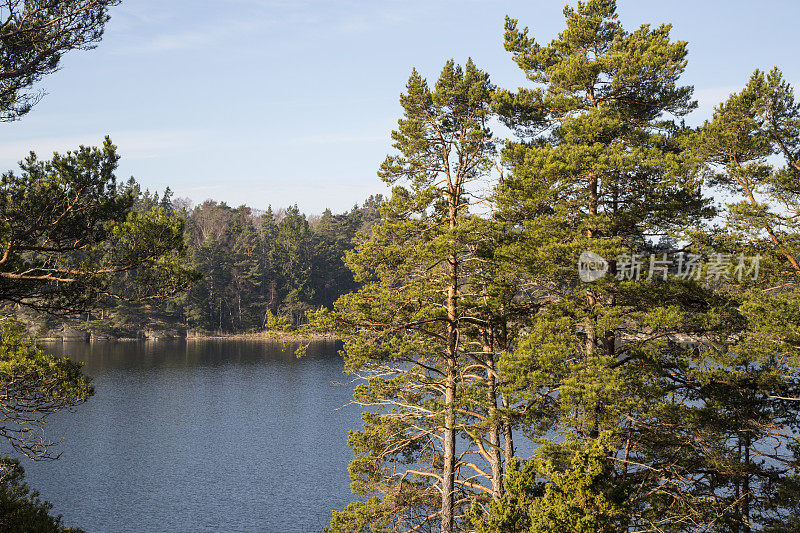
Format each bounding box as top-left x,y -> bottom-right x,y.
18,340 -> 361,533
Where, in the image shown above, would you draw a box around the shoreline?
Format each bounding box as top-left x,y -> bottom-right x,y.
186,330 -> 339,342
36,330 -> 339,343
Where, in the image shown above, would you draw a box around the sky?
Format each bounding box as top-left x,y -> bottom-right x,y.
1,0 -> 799,214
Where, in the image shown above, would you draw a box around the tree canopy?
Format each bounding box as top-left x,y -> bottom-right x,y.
0,0 -> 119,121
317,1 -> 800,532
0,139 -> 194,314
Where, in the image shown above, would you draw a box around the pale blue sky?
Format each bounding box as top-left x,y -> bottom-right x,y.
1,0 -> 798,213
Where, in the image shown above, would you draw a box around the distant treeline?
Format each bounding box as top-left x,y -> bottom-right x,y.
17,179 -> 383,336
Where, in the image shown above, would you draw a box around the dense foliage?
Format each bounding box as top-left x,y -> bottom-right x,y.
55,190 -> 383,335
317,1 -> 800,532
0,139 -> 194,315
176,195 -> 382,332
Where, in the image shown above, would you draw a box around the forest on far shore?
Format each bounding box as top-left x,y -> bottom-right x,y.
11,181 -> 384,338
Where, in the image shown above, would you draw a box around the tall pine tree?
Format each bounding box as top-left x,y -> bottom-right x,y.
317,59 -> 496,533
492,1 -> 721,528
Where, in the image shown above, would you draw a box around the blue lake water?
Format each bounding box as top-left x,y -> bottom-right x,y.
18,340 -> 360,533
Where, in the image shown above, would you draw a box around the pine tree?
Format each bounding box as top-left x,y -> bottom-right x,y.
316,59 -> 496,533
493,1 -> 719,528
231,220 -> 265,330
261,206 -> 280,319
692,67 -> 800,531
310,208 -> 357,308
274,205 -> 314,325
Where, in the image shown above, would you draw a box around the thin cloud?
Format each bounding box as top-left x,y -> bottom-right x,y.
111,0 -> 432,52
0,129 -> 211,166
110,4 -> 174,28
117,19 -> 272,54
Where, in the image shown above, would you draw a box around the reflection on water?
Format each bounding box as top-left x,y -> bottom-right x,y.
15,340 -> 360,533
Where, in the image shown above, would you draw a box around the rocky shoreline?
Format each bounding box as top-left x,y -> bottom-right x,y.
34,325 -> 337,343
186,330 -> 339,342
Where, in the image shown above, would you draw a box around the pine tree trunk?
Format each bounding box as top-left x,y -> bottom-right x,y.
586,171 -> 601,439
442,359 -> 456,533
734,438 -> 742,533
502,393 -> 514,465
743,433 -> 751,533
442,250 -> 457,533
498,322 -> 514,465
483,334 -> 504,499
441,192 -> 459,533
